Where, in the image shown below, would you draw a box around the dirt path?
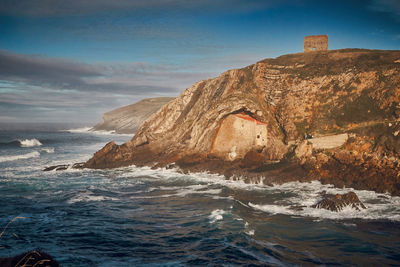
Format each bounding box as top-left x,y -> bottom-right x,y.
309,133 -> 348,149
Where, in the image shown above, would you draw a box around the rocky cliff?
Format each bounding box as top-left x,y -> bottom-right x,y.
91,97 -> 174,134
84,49 -> 400,195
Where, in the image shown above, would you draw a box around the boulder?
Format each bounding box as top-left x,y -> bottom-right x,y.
312,192 -> 366,212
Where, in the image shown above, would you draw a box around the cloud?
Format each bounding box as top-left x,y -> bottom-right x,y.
0,49 -> 213,93
0,0 -> 293,17
0,50 -> 102,88
0,49 -> 217,123
369,0 -> 400,20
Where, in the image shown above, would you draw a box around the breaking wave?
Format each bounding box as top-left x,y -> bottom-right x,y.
0,138 -> 42,147
247,181 -> 400,221
118,166 -> 400,222
0,151 -> 40,163
19,138 -> 42,147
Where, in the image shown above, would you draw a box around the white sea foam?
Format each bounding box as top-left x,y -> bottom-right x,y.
131,184 -> 222,199
248,181 -> 400,221
245,229 -> 255,236
41,147 -> 55,153
63,127 -> 132,136
209,209 -> 225,223
0,151 -> 40,163
63,127 -> 92,133
19,138 -> 42,147
67,191 -> 118,204
114,166 -> 400,221
90,129 -> 133,136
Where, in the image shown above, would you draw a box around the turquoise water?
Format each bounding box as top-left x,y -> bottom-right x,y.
0,128 -> 400,266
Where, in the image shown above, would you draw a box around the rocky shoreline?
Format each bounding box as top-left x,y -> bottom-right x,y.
66,49 -> 400,197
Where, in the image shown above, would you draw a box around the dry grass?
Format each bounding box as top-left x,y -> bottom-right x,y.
0,216 -> 25,246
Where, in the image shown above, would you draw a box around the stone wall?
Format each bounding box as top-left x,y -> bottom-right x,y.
210,114 -> 267,160
304,35 -> 328,52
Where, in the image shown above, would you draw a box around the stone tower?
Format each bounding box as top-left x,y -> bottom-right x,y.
304,35 -> 328,52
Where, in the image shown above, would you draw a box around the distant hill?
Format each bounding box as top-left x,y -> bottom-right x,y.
91,97 -> 174,134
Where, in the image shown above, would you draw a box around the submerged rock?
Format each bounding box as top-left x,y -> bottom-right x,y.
313,192 -> 366,212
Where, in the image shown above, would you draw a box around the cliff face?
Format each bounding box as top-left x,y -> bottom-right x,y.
91,97 -> 174,134
84,49 -> 400,195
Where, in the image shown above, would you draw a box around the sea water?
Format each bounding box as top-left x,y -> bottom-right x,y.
0,126 -> 399,266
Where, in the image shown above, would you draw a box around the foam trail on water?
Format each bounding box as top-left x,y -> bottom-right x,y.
209,209 -> 226,223
63,127 -> 92,133
0,151 -> 40,162
41,147 -> 54,153
19,138 -> 42,147
120,166 -> 400,222
63,127 -> 132,136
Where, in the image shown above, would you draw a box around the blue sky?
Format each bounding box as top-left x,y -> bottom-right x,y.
0,0 -> 399,124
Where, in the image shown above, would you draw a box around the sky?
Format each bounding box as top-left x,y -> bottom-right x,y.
0,0 -> 399,124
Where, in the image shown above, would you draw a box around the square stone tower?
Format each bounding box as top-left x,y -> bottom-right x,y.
304,35 -> 328,52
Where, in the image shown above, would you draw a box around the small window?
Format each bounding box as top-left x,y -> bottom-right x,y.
257,135 -> 260,139
312,47 -> 316,51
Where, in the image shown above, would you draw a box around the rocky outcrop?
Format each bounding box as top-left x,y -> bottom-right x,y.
304,133 -> 400,195
313,192 -> 366,212
91,97 -> 174,134
84,49 -> 400,195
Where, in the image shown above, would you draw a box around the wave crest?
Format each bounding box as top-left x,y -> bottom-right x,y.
19,138 -> 42,147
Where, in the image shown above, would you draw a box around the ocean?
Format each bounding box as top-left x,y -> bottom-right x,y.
0,126 -> 399,266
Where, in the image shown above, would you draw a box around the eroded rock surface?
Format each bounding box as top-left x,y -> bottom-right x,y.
313,192 -> 366,212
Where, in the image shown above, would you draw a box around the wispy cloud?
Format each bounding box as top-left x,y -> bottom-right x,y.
0,49 -> 213,93
0,49 -> 216,123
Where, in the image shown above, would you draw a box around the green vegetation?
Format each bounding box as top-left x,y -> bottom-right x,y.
294,119 -> 309,136
331,89 -> 387,127
351,123 -> 400,155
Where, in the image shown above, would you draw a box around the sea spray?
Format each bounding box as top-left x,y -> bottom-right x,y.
19,138 -> 42,147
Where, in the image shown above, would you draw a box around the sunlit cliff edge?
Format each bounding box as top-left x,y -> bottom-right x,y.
84,49 -> 400,195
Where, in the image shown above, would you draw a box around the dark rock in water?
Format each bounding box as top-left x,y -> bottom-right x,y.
43,162 -> 85,171
0,250 -> 59,267
43,164 -> 69,171
72,162 -> 85,169
313,192 -> 366,212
